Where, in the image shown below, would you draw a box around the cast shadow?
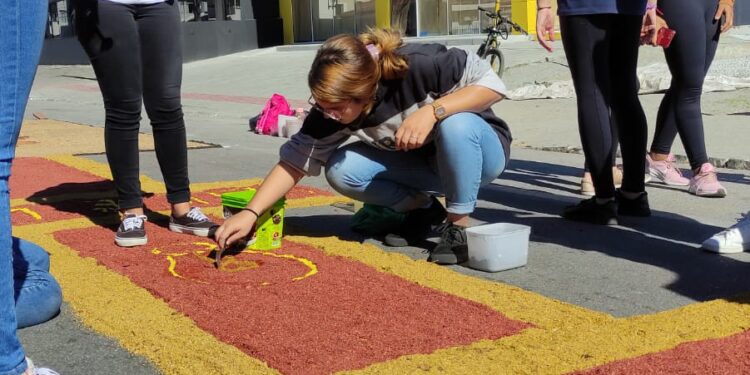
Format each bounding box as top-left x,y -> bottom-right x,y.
26,181 -> 167,232
502,159 -> 582,195
284,214 -> 365,243
475,178 -> 750,303
714,171 -> 750,186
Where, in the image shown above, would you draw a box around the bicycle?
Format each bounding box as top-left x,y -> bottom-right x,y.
476,6 -> 528,78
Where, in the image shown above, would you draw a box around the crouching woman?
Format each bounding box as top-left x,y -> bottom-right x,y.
215,28 -> 511,265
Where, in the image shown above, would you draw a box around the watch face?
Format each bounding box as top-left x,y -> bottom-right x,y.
434,105 -> 447,119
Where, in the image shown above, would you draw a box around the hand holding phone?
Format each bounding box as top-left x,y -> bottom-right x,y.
656,27 -> 676,48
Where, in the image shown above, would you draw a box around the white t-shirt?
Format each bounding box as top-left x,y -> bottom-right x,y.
106,0 -> 166,4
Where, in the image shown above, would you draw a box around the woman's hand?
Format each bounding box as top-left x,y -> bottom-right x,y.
642,15 -> 668,46
214,210 -> 258,250
641,6 -> 658,45
536,7 -> 555,52
715,2 -> 734,33
395,106 -> 437,151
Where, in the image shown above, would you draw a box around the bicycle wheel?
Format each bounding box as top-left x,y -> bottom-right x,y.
485,49 -> 505,78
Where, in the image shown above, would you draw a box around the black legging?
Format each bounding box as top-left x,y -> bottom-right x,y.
560,15 -> 648,198
650,0 -> 721,170
76,0 -> 190,210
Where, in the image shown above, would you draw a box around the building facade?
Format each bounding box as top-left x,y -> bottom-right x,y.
41,0 -> 749,64
281,0 -> 513,43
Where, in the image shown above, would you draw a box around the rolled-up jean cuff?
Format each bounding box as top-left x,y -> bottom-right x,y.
446,201 -> 476,215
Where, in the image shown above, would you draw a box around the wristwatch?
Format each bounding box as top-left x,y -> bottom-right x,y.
431,101 -> 447,121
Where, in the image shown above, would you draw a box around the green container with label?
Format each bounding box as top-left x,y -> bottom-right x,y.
221,189 -> 286,250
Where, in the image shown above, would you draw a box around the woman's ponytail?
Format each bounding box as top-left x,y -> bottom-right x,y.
359,28 -> 409,80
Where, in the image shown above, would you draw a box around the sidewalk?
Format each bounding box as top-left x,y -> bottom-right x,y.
29,27 -> 750,169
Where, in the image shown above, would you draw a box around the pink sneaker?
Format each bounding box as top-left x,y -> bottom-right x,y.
688,163 -> 727,197
647,153 -> 689,186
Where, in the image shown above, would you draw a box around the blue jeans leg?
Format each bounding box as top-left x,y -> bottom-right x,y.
325,112 -> 506,215
13,238 -> 62,329
434,112 -> 506,214
0,0 -> 47,373
325,141 -> 443,212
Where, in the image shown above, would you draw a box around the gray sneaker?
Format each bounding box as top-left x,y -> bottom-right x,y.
383,196 -> 447,247
169,207 -> 216,237
428,222 -> 468,265
115,214 -> 148,247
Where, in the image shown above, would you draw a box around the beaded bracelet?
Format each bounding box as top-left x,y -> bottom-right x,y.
645,3 -> 657,11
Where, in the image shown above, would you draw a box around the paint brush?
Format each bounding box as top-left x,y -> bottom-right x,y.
209,225 -> 222,269
215,240 -> 226,269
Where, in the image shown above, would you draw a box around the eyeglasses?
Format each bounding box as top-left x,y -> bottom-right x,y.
308,96 -> 346,122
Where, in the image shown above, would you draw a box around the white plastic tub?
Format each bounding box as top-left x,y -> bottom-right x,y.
466,223 -> 531,272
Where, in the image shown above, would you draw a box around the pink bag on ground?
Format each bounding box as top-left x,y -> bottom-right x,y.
255,93 -> 294,136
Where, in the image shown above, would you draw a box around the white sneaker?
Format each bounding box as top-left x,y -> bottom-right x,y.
702,212 -> 750,254
25,358 -> 59,375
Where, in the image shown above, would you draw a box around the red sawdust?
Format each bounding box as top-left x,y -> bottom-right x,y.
11,204 -> 80,225
11,195 -> 161,226
575,329 -> 750,375
10,157 -> 110,199
55,224 -> 530,374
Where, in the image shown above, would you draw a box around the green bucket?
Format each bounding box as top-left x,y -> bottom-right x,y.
221,189 -> 286,250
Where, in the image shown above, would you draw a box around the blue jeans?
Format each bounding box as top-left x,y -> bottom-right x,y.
0,0 -> 47,373
325,113 -> 506,215
13,238 -> 62,330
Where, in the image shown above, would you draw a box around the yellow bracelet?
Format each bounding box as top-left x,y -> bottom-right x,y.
719,0 -> 734,6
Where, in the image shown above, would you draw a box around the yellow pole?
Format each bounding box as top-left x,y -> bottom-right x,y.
511,0 -> 536,35
375,0 -> 391,28
278,0 -> 294,44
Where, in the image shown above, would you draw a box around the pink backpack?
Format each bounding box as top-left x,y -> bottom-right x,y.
255,93 -> 294,136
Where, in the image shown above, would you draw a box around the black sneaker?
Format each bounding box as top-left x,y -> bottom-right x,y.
616,189 -> 651,217
428,222 -> 468,265
562,197 -> 618,225
169,207 -> 217,237
115,213 -> 147,247
384,196 -> 447,247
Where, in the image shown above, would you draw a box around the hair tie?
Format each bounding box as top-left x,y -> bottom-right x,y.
365,44 -> 380,61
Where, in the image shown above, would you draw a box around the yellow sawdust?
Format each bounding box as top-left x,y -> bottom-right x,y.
14,223 -> 277,375
286,195 -> 352,208
17,120 -> 213,157
189,178 -> 264,192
